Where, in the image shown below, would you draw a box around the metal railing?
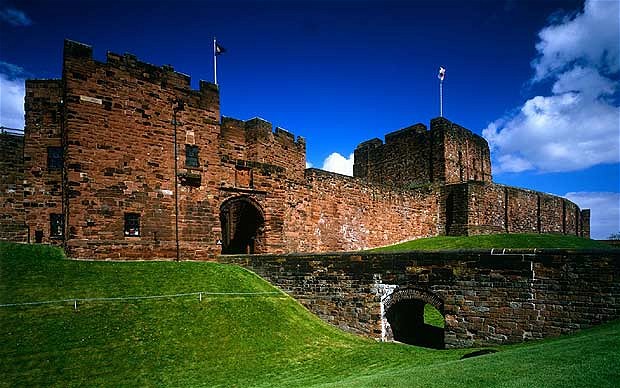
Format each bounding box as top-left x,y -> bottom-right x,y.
0,290 -> 286,309
0,126 -> 24,136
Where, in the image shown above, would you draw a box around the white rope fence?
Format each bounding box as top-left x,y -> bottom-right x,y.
0,290 -> 285,310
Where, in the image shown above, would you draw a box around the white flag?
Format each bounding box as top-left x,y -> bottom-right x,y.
438,66 -> 445,81
215,42 -> 226,56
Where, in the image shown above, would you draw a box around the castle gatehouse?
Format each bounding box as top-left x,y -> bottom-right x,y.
0,40 -> 589,260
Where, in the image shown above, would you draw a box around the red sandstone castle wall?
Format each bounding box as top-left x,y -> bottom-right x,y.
219,117 -> 306,185
465,182 -> 505,235
216,116 -> 306,255
431,118 -> 492,184
540,194 -> 564,234
0,40 -> 591,258
445,181 -> 589,238
60,40 -> 307,260
354,118 -> 492,187
353,123 -> 432,187
284,169 -> 440,252
0,132 -> 27,241
23,80 -> 64,244
61,40 -> 223,259
506,188 -> 538,233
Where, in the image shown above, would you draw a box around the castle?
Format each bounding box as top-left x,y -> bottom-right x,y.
0,40 -> 590,260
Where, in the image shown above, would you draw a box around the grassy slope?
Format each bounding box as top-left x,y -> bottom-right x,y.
1,242 -> 619,387
371,233 -> 612,252
320,320 -> 620,387
0,242 -> 462,387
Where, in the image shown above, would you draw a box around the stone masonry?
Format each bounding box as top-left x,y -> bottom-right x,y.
0,130 -> 26,241
0,39 -> 589,259
220,249 -> 620,348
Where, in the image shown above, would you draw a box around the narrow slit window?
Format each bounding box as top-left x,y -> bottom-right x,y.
50,213 -> 63,238
47,146 -> 63,170
185,145 -> 199,167
124,213 -> 140,237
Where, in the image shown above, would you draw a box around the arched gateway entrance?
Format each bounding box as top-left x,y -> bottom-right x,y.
382,287 -> 445,349
219,197 -> 265,254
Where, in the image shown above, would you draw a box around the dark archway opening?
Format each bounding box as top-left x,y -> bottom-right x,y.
219,197 -> 265,254
386,299 -> 445,349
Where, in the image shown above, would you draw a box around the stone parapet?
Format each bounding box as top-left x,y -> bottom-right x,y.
219,249 -> 620,348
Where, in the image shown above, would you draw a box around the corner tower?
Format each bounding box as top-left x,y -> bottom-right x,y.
430,117 -> 491,184
353,117 -> 491,187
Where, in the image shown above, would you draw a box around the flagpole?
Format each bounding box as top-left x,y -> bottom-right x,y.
438,66 -> 445,118
440,80 -> 443,117
213,37 -> 217,85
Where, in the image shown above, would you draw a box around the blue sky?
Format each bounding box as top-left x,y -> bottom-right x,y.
1,0 -> 618,238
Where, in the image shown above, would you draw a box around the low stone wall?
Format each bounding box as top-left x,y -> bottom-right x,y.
444,182 -> 590,238
0,133 -> 27,242
219,249 -> 620,348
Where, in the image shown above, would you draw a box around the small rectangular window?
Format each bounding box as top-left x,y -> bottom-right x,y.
47,146 -> 63,170
50,213 -> 64,238
124,213 -> 140,237
185,145 -> 199,167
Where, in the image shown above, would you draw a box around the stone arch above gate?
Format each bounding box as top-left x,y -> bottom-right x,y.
383,287 -> 444,314
380,286 -> 445,347
219,196 -> 266,254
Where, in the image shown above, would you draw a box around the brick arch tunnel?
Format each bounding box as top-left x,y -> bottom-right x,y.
382,287 -> 445,349
219,196 -> 265,254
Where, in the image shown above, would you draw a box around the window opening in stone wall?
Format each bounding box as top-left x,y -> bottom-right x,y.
458,150 -> 464,181
185,145 -> 199,167
386,299 -> 445,349
47,146 -> 63,170
445,192 -> 455,235
124,213 -> 140,237
219,197 -> 265,254
50,213 -> 64,238
35,230 -> 43,243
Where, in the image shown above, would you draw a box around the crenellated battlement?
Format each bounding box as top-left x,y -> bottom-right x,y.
0,39 -> 590,262
354,117 -> 492,187
221,116 -> 305,150
385,123 -> 428,144
218,116 -> 306,184
63,39 -> 92,58
356,138 -> 383,150
63,39 -> 218,104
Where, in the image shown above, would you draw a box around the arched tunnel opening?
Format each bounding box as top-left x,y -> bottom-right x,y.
219,197 -> 265,254
386,299 -> 445,349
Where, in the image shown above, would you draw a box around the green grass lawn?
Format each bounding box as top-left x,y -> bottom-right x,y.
371,233 -> 613,252
1,242 -> 618,387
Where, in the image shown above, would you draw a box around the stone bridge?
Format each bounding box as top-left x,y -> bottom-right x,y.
219,249 -> 620,348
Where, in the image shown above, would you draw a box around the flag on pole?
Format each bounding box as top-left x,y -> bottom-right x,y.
215,42 -> 226,56
213,38 -> 226,85
438,66 -> 446,81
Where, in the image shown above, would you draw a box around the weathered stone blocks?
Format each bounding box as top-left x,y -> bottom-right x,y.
220,249 -> 620,348
0,39 -> 590,259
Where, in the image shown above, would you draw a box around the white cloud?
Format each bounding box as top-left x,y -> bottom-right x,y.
321,152 -> 354,176
564,191 -> 620,240
0,7 -> 32,27
0,61 -> 26,129
533,0 -> 619,81
306,161 -> 313,169
483,0 -> 620,174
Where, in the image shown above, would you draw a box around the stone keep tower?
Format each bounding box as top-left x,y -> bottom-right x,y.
353,117 -> 492,187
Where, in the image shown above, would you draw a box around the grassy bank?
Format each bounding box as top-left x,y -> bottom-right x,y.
371,233 -> 613,252
1,242 -> 618,387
